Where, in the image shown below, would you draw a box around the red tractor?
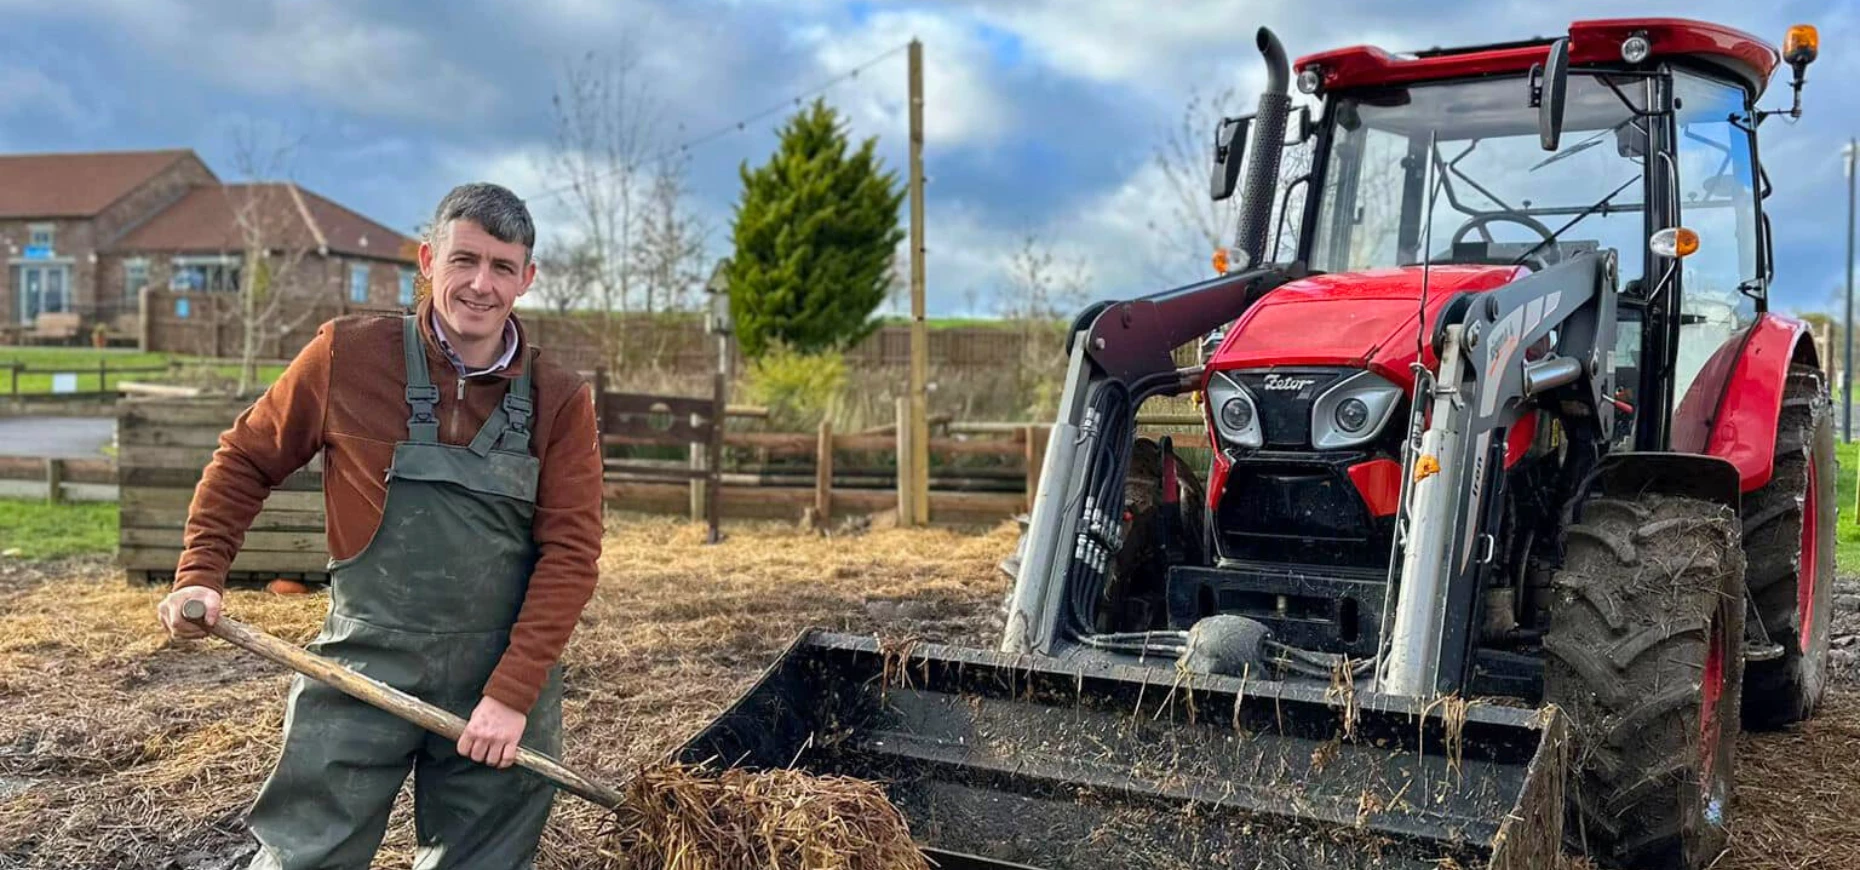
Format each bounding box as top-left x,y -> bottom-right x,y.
676,17 -> 1836,870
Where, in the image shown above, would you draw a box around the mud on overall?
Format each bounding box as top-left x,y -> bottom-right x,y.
247,316 -> 562,870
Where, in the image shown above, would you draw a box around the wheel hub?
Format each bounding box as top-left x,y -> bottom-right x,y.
1799,458 -> 1820,650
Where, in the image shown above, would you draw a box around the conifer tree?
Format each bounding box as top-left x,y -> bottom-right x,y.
727,99 -> 906,357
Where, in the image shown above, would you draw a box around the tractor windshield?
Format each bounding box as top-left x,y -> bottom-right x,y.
1311,73 -> 1649,278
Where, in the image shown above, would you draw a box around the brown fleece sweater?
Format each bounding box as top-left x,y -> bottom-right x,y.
173,297 -> 604,714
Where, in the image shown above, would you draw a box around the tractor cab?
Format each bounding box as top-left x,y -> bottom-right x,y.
1212,19 -> 1816,453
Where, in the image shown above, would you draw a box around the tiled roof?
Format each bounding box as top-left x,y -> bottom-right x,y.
0,149 -> 200,218
112,182 -> 416,262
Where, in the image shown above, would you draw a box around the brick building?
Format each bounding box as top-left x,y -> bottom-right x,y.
0,149 -> 417,347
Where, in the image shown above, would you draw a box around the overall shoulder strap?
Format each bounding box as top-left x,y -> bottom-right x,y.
465,347 -> 537,457
497,350 -> 537,454
402,315 -> 440,443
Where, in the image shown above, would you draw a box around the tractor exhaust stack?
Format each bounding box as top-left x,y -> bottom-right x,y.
1234,27 -> 1292,270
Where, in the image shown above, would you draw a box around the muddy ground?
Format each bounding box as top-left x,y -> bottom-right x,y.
0,515 -> 1855,869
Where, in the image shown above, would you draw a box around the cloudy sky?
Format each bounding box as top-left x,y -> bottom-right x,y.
1,0 -> 1855,318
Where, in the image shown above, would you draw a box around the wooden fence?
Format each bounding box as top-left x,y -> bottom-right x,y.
0,456 -> 115,501
5,360 -> 174,400
102,392 -> 1210,585
114,397 -> 328,585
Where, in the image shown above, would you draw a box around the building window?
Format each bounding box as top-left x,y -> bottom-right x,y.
398,267 -> 415,306
27,224 -> 53,252
170,257 -> 240,293
350,264 -> 369,304
124,258 -> 149,301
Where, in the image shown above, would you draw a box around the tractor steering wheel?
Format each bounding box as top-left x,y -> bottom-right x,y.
1447,212 -> 1563,269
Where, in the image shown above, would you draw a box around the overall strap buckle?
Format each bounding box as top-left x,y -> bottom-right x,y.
401,315 -> 441,442
501,394 -> 535,433
405,384 -> 441,441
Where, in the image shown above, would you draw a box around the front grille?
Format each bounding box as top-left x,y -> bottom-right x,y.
1230,368 -> 1353,448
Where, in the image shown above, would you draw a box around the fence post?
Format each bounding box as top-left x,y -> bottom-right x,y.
137,285 -> 153,352
44,458 -> 64,504
8,363 -> 17,400
99,359 -> 108,394
592,367 -> 607,425
815,420 -> 833,524
689,442 -> 704,523
895,397 -> 916,524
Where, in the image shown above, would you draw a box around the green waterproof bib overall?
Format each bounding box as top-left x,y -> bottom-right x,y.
245,315 -> 563,870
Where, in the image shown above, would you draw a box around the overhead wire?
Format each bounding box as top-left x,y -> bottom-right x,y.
526,41 -> 911,204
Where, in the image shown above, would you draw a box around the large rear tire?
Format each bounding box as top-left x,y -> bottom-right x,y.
1740,363 -> 1837,730
1543,494 -> 1746,870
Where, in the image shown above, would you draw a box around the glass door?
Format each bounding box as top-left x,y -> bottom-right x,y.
11,263 -> 69,323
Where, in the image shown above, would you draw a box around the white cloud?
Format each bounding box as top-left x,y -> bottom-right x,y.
793,9 -> 1013,148
911,158 -> 1212,318
3,0 -> 498,122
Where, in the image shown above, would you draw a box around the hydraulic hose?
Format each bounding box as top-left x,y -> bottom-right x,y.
1062,370 -> 1198,640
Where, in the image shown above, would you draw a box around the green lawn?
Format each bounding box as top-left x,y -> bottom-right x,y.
2,347 -> 285,395
1836,441 -> 1859,574
0,498 -> 116,560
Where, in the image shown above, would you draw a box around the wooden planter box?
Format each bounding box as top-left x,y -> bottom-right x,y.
115,396 -> 330,586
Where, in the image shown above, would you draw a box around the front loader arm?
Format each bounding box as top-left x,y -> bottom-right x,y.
1003,263 -> 1305,657
1382,251 -> 1617,697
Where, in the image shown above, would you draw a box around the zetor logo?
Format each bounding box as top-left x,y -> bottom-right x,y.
1261,374 -> 1316,392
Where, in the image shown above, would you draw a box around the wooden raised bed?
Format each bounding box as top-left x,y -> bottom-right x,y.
115,396 -> 330,586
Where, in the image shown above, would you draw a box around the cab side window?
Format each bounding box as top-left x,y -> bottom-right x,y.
1669,72 -> 1761,414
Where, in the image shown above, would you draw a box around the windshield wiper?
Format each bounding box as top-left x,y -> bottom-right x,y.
1530,116 -> 1637,172
1509,175 -> 1641,267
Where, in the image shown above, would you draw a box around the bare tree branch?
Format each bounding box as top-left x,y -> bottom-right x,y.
540,46 -> 665,373
1148,87 -> 1316,284
218,124 -> 333,396
633,154 -> 709,317
532,238 -> 600,314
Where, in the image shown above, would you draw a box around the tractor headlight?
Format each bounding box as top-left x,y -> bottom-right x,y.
1310,371 -> 1402,449
1206,372 -> 1263,449
1335,398 -> 1371,433
1221,397 -> 1254,432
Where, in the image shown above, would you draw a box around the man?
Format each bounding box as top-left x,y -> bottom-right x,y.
156,182 -> 605,869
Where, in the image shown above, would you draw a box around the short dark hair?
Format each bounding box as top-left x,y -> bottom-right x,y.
431,182 -> 535,260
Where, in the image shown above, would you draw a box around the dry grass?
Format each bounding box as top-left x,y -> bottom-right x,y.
1723,691 -> 1860,869
0,520 -> 1856,869
0,514 -> 1016,869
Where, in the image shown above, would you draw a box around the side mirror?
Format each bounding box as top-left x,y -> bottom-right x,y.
1287,105 -> 1316,145
1210,114 -> 1252,201
1537,38 -> 1570,151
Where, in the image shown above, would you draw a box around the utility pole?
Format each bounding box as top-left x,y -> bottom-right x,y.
1842,138 -> 1857,442
908,38 -> 929,525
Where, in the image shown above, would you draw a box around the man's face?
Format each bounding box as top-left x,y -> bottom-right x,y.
420,219 -> 535,342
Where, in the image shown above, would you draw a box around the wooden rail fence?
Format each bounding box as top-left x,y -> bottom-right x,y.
0,455 -> 115,501
5,360 -> 175,399
98,393 -> 1209,585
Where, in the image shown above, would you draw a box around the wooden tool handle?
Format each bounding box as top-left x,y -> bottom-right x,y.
181,599 -> 626,811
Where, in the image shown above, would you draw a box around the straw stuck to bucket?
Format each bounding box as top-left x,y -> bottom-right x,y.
601,763 -> 928,870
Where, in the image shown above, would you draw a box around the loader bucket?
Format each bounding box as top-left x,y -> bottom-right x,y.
674,630 -> 1569,870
